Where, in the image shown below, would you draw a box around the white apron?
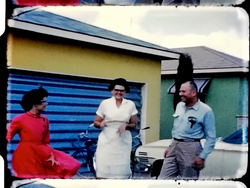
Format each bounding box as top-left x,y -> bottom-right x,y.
95,121 -> 132,179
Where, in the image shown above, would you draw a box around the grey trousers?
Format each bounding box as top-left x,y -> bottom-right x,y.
157,140 -> 202,180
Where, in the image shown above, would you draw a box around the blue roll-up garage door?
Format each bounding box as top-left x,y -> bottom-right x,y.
6,70 -> 142,175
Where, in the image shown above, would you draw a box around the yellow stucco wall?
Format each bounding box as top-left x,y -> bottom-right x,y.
7,31 -> 161,143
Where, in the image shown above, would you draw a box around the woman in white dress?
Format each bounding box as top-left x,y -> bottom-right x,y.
94,78 -> 138,179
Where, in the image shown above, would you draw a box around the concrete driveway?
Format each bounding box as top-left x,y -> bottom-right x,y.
11,179 -> 246,188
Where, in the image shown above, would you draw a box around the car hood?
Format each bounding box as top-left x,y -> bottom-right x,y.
141,139 -> 248,152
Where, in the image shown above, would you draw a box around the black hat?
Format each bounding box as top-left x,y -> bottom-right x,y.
108,78 -> 130,93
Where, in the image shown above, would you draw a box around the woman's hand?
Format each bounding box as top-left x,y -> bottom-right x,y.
118,115 -> 137,136
47,152 -> 60,166
117,123 -> 127,136
100,120 -> 107,128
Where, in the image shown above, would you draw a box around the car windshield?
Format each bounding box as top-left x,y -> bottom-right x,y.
222,126 -> 248,144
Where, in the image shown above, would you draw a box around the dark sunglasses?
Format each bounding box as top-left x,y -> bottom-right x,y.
114,89 -> 125,92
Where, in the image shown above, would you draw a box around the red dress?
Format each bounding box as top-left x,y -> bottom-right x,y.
6,112 -> 81,179
15,0 -> 79,6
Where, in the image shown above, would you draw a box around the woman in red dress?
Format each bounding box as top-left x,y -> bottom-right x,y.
6,87 -> 81,179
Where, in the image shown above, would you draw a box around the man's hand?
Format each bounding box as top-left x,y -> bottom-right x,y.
164,146 -> 172,158
193,157 -> 205,170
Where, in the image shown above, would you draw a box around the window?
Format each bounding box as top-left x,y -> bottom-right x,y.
168,78 -> 211,103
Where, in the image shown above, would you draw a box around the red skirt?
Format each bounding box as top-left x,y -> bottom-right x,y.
15,0 -> 79,6
11,142 -> 81,179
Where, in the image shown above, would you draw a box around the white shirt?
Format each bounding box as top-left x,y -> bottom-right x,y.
96,96 -> 138,122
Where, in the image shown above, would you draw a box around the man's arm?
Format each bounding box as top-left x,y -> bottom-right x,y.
199,111 -> 216,160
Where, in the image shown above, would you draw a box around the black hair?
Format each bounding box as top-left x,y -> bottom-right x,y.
188,81 -> 198,93
20,87 -> 49,111
108,78 -> 130,93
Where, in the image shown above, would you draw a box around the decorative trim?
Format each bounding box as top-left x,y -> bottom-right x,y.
8,19 -> 180,60
161,67 -> 249,75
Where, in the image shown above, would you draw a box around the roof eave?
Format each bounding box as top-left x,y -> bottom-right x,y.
8,19 -> 180,60
161,67 -> 249,75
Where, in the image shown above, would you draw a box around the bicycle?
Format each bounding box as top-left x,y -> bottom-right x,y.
130,126 -> 151,178
71,124 -> 151,179
71,123 -> 97,177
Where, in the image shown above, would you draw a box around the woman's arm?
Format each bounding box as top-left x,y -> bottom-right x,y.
94,115 -> 106,129
43,117 -> 50,145
118,115 -> 137,135
125,115 -> 137,130
6,118 -> 21,142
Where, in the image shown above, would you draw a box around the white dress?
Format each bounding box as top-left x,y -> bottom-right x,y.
95,97 -> 138,179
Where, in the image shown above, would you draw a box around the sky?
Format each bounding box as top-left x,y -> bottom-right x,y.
39,6 -> 248,61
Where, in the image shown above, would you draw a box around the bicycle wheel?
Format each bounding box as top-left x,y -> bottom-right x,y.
89,152 -> 96,176
72,149 -> 88,167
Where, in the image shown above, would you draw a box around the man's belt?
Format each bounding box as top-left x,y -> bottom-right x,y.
174,138 -> 200,142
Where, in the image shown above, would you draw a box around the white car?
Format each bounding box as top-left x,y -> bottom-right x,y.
135,128 -> 248,180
